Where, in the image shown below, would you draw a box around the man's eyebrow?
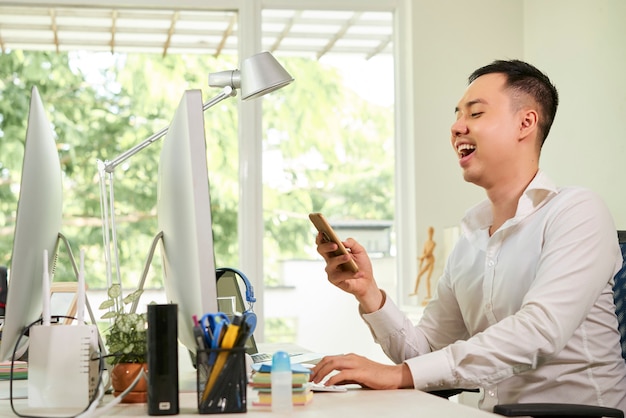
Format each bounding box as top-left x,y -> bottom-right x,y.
454,98 -> 487,114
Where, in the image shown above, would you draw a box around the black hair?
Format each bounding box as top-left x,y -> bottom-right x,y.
469,59 -> 559,148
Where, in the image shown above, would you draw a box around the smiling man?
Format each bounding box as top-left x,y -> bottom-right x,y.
311,60 -> 626,412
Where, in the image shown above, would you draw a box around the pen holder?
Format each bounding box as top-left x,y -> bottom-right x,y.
197,346 -> 247,414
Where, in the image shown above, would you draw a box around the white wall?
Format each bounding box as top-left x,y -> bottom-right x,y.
408,1 -> 626,293
407,0 -> 524,300
524,0 -> 626,227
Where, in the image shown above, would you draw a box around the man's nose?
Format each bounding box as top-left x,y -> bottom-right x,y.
451,117 -> 468,137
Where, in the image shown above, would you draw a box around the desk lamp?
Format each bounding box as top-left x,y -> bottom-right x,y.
97,51 -> 294,293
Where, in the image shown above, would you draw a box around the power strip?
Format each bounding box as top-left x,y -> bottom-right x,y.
27,324 -> 99,409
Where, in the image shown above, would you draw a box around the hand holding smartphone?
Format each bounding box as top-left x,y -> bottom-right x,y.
309,212 -> 359,273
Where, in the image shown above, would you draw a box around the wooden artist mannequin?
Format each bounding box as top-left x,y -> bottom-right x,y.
410,226 -> 435,302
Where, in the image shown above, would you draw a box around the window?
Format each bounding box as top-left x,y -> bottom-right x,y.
0,1 -> 415,356
256,5 -> 402,358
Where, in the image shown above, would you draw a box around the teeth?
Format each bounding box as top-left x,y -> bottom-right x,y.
456,143 -> 476,158
457,143 -> 476,152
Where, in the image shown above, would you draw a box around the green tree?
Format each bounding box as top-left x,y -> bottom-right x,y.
0,50 -> 393,292
0,50 -> 112,283
261,58 -> 394,283
102,53 -> 241,286
0,51 -> 242,289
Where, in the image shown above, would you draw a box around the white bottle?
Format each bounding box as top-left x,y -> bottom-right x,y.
271,351 -> 293,414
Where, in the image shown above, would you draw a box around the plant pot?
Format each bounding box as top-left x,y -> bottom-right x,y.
110,362 -> 148,403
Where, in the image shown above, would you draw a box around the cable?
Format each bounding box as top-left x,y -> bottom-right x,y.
76,368 -> 147,418
75,381 -> 106,418
8,315 -> 108,418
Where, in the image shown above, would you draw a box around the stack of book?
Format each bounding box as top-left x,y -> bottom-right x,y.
250,363 -> 313,407
0,360 -> 28,380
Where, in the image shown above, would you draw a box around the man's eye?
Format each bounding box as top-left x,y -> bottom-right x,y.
471,112 -> 483,117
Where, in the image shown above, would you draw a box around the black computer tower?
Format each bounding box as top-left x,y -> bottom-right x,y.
147,304 -> 179,415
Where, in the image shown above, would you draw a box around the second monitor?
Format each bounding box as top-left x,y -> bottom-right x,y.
157,89 -> 218,358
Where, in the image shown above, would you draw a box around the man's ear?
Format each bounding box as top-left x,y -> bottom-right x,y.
519,109 -> 538,138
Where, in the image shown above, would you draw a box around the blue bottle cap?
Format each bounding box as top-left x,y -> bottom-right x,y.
271,350 -> 291,373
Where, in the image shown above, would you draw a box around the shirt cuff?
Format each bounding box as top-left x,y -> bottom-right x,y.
359,291 -> 406,341
405,349 -> 456,390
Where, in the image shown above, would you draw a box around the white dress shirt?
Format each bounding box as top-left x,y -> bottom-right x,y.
362,171 -> 626,411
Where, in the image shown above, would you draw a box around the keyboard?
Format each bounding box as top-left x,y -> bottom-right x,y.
250,352 -> 273,363
250,351 -> 323,365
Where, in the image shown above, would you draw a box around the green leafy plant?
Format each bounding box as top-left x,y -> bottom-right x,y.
99,284 -> 146,365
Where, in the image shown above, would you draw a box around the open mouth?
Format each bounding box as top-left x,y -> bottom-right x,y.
457,143 -> 476,158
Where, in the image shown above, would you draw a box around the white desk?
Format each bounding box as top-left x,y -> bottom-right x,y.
0,381 -> 498,417
0,342 -> 498,417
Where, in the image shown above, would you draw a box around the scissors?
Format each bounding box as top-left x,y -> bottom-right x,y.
200,312 -> 230,361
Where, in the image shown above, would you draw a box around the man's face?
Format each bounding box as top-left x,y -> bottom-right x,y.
450,73 -> 525,189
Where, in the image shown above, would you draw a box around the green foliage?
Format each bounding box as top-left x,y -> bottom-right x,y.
264,317 -> 298,343
0,51 -> 241,288
0,50 -> 393,292
99,283 -> 147,365
261,58 -> 394,277
0,50 -> 104,280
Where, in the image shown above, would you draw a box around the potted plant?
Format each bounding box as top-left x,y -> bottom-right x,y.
99,283 -> 147,403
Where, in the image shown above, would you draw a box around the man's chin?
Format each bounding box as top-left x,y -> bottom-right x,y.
461,170 -> 479,184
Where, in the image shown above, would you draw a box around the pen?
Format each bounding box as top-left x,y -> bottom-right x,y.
201,314 -> 242,402
193,315 -> 207,349
193,315 -> 209,370
234,311 -> 256,348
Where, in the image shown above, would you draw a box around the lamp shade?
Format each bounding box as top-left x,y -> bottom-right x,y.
208,51 -> 294,100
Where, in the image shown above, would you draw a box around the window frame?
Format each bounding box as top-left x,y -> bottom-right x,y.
246,0 -> 417,336
4,0 -> 418,336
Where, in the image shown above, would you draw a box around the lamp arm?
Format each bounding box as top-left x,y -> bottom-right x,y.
103,86 -> 236,173
130,231 -> 164,314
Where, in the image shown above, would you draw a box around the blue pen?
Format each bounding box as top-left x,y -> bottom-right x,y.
200,312 -> 230,363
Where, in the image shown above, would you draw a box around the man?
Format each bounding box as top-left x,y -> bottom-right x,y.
310,60 -> 626,411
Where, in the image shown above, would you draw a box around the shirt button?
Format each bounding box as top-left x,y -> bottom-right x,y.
488,390 -> 496,397
488,260 -> 495,267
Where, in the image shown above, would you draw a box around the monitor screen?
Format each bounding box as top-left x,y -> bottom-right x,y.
0,86 -> 63,362
157,89 -> 218,355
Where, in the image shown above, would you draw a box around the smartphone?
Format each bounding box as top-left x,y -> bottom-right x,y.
308,212 -> 359,273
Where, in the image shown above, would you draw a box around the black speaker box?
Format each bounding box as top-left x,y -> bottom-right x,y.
147,304 -> 179,415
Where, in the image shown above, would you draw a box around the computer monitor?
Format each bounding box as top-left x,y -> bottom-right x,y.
0,86 -> 64,362
157,89 -> 218,356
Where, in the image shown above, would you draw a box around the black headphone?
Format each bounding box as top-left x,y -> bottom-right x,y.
215,267 -> 256,314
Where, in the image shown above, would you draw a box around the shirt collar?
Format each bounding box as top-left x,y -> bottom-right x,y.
461,170 -> 559,237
